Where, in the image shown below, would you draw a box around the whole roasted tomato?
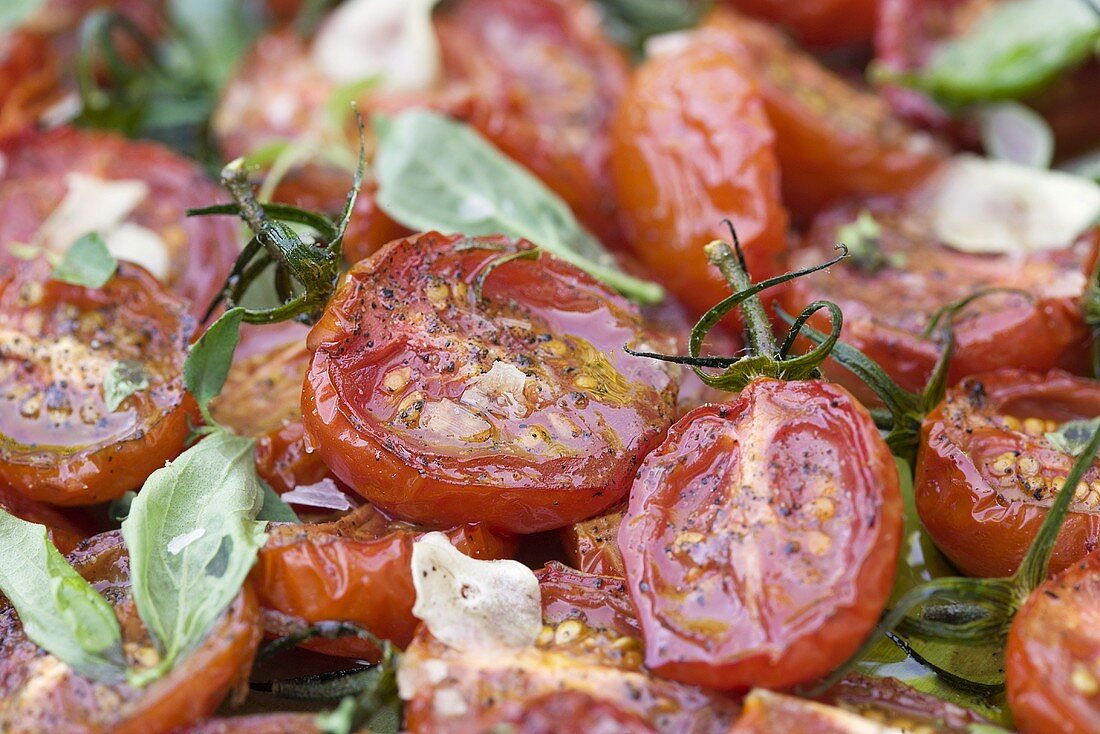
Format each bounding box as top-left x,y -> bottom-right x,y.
0,531 -> 261,734
0,127 -> 239,321
619,379 -> 902,690
254,503 -> 515,658
916,370 -> 1100,578
610,38 -> 787,318
1007,551 -> 1100,733
782,171 -> 1098,399
723,0 -> 877,48
302,232 -> 678,533
700,10 -> 944,223
399,563 -> 740,733
0,259 -> 196,505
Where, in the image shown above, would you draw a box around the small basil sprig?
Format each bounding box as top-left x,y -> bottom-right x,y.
184,307 -> 245,427
51,233 -> 118,288
373,109 -> 663,304
876,0 -> 1100,107
103,360 -> 150,412
0,511 -> 126,683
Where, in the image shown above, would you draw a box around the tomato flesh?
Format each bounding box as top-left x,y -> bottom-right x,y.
723,0 -> 877,48
560,507 -> 626,577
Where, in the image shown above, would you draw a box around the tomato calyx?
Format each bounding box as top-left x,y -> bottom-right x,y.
626,224 -> 848,391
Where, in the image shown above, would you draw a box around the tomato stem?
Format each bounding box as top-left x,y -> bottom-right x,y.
703,238 -> 777,357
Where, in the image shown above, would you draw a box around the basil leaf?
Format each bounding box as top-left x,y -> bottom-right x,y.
1046,417 -> 1100,457
0,510 -> 126,682
103,359 -> 151,412
52,233 -> 118,289
108,491 -> 138,523
899,0 -> 1100,106
184,307 -> 245,423
837,211 -> 905,273
593,0 -> 713,52
0,0 -> 46,32
979,102 -> 1054,168
374,110 -> 663,304
121,431 -> 267,686
258,479 -> 301,524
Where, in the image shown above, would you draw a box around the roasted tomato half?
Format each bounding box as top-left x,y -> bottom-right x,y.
916,370 -> 1100,578
0,531 -> 261,734
610,38 -> 787,318
0,259 -> 196,505
723,0 -> 877,48
1007,551 -> 1100,733
398,563 -> 740,733
783,170 -> 1098,399
619,379 -> 902,690
211,338 -> 311,439
302,232 -> 678,533
560,506 -> 625,577
700,10 -> 944,224
254,503 -> 515,658
0,127 -> 239,321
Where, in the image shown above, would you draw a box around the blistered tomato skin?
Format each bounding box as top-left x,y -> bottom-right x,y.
916,370 -> 1100,579
301,232 -> 678,534
0,260 -> 197,506
1006,552 -> 1100,734
619,379 -> 902,691
0,532 -> 261,734
724,0 -> 877,48
610,41 -> 788,318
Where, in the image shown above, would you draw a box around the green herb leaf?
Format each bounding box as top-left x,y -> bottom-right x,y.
103,359 -> 150,412
836,211 -> 904,273
258,479 -> 301,524
979,102 -> 1054,168
373,109 -> 663,304
593,0 -> 713,53
890,0 -> 1100,106
1046,417 -> 1100,457
121,431 -> 268,686
108,491 -> 138,524
315,643 -> 402,734
184,307 -> 245,424
0,0 -> 46,32
52,233 -> 118,288
0,510 -> 126,682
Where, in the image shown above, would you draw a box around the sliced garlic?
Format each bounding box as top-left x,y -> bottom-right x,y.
417,399 -> 492,443
460,360 -> 530,418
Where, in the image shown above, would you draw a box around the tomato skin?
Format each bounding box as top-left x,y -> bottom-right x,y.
302,232 -> 678,533
0,127 -> 239,321
0,260 -> 198,506
0,531 -> 261,734
817,674 -> 993,731
211,340 -> 311,439
915,370 -> 1100,578
560,507 -> 626,577
1006,552 -> 1100,734
252,503 -> 515,658
610,40 -> 787,318
495,691 -> 659,734
620,379 -> 902,691
723,0 -> 877,48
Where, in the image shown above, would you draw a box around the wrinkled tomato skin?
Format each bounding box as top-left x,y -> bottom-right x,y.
252,503 -> 515,658
915,370 -> 1100,578
610,40 -> 787,319
0,127 -> 239,321
0,260 -> 197,506
620,379 -> 902,691
701,11 -> 945,224
302,232 -> 678,533
1006,552 -> 1100,734
0,532 -> 261,734
254,420 -> 337,497
560,507 -> 626,577
723,0 -> 877,48
783,190 -> 1098,400
434,0 -> 630,248
0,485 -> 86,553
211,339 -> 311,439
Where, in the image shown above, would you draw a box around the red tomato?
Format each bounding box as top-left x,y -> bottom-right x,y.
0,531 -> 261,733
619,379 -> 902,690
302,232 -> 679,533
782,181 -> 1098,399
817,674 -> 994,731
560,507 -> 626,577
433,0 -> 630,248
700,10 -> 945,223
610,39 -> 787,318
1006,552 -> 1100,733
0,127 -> 239,321
916,370 -> 1100,578
253,503 -> 516,659
0,259 -> 197,506
211,340 -> 311,439
723,0 -> 877,48
400,563 -> 741,733
0,485 -> 87,553
492,691 -> 659,734
730,689 -> 962,733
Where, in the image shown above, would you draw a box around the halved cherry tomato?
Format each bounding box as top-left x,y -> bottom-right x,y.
0,259 -> 197,505
183,714 -> 320,734
700,10 -> 945,223
610,38 -> 787,318
560,506 -> 625,577
723,0 -> 877,48
916,370 -> 1100,578
1006,551 -> 1100,733
782,179 -> 1098,399
253,503 -> 516,658
619,379 -> 902,690
399,563 -> 740,733
0,531 -> 261,734
302,232 -> 678,533
434,0 -> 630,248
0,485 -> 87,553
0,127 -> 239,321
211,339 -> 312,439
